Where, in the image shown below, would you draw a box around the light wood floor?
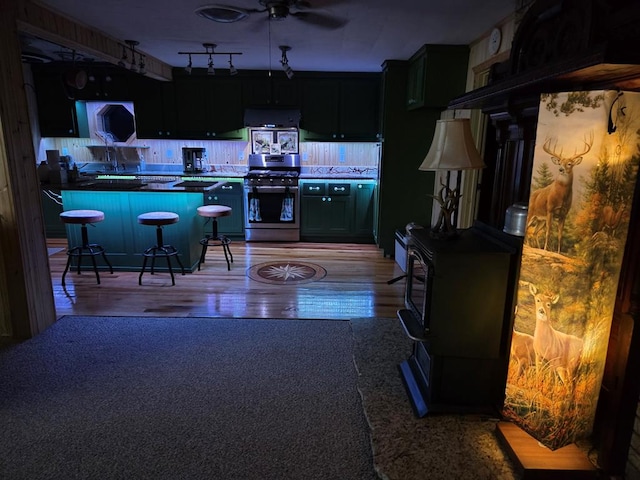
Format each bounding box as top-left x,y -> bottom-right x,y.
48,239 -> 407,320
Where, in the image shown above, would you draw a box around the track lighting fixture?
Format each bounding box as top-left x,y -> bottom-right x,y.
125,40 -> 139,73
117,45 -> 127,68
207,53 -> 215,75
138,54 -> 146,75
279,45 -> 294,80
228,54 -> 238,76
178,43 -> 242,76
116,40 -> 146,76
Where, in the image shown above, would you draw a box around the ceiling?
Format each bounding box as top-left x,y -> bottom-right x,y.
23,0 -> 517,73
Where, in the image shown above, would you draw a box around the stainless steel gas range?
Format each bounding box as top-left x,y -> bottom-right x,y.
243,154 -> 300,242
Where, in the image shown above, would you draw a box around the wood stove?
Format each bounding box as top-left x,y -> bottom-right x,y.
398,222 -> 521,417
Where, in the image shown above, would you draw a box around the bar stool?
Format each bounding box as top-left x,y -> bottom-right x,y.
197,205 -> 233,271
59,209 -> 113,286
137,211 -> 185,286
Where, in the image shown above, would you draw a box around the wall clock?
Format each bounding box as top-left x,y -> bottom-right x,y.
488,27 -> 502,55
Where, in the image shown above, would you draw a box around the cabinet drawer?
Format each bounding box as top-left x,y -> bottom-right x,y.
327,183 -> 350,195
301,183 -> 326,195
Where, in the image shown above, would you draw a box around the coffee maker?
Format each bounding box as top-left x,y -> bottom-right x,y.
182,147 -> 206,173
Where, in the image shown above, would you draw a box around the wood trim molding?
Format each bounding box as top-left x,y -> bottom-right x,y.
17,2 -> 172,81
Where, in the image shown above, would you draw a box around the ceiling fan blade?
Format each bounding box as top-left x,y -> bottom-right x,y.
291,11 -> 347,29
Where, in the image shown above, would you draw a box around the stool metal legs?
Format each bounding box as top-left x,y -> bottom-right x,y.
139,225 -> 185,286
198,218 -> 233,271
62,223 -> 113,286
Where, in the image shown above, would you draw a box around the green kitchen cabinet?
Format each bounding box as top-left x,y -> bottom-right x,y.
300,180 -> 375,242
41,188 -> 66,238
203,180 -> 245,239
174,74 -> 245,140
300,75 -> 381,141
133,78 -> 177,139
353,181 -> 375,240
406,45 -> 469,110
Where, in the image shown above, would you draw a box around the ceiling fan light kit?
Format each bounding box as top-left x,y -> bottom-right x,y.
194,5 -> 249,23
195,1 -> 346,29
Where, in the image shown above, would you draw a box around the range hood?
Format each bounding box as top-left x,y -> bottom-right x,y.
244,108 -> 301,128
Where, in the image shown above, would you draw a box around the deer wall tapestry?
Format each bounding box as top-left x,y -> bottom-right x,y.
502,90 -> 640,450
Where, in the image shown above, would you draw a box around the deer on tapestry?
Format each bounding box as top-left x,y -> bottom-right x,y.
529,283 -> 583,387
510,329 -> 535,376
527,132 -> 593,253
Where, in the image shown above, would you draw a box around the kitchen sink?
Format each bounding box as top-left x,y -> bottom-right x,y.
174,181 -> 218,188
77,180 -> 147,190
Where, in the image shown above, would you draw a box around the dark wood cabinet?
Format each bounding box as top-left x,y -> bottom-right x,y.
242,74 -> 300,107
76,71 -> 133,101
133,78 -> 177,139
300,75 -> 381,141
406,45 -> 469,110
174,74 -> 245,140
32,70 -> 81,137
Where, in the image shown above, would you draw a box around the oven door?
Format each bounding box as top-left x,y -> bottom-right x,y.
244,185 -> 300,241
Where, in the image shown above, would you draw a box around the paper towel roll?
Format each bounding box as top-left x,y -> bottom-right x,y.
46,150 -> 61,171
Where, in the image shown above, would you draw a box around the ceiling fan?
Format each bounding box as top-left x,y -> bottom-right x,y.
195,1 -> 348,30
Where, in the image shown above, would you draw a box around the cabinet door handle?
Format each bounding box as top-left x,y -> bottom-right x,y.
309,186 -> 321,191
333,186 -> 345,192
221,185 -> 233,190
327,197 -> 332,202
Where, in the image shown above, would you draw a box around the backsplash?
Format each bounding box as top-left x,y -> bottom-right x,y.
38,135 -> 381,176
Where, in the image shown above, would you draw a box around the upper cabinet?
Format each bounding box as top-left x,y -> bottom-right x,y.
242,74 -> 300,107
173,72 -> 245,140
406,45 -> 469,110
32,69 -> 81,137
133,77 -> 177,139
300,74 -> 381,141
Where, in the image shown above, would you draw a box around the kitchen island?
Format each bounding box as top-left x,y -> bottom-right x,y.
59,175 -> 244,272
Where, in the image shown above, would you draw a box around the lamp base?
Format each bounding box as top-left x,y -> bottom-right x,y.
428,180 -> 461,241
429,227 -> 459,240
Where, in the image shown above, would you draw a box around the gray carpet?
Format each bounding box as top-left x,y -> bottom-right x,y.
0,316 -> 377,480
351,317 -> 520,480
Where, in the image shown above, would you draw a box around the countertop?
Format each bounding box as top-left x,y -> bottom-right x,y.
43,172 -> 377,192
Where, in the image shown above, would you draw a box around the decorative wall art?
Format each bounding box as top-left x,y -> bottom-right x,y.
251,131 -> 272,154
277,131 -> 298,154
503,90 -> 640,450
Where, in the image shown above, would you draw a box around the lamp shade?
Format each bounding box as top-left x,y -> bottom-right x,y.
419,118 -> 486,171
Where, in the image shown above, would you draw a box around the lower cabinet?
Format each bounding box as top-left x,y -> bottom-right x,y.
41,188 -> 66,238
300,180 -> 375,242
203,180 -> 245,239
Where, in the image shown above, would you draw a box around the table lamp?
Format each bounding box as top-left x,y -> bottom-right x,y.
419,118 -> 486,238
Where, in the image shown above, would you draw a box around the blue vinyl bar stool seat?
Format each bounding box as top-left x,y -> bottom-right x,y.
137,211 -> 185,286
197,205 -> 233,271
59,209 -> 113,286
